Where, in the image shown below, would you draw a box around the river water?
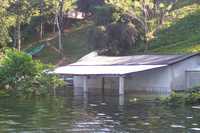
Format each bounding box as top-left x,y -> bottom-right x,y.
0,88 -> 200,133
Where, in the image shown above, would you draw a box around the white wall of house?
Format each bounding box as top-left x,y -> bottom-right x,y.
125,67 -> 172,93
73,67 -> 172,93
73,55 -> 200,93
170,55 -> 200,91
73,76 -> 119,95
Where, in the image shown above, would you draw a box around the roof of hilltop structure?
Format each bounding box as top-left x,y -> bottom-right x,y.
71,52 -> 199,66
53,52 -> 200,76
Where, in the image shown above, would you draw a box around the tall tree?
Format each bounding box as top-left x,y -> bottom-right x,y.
8,0 -> 33,51
0,0 -> 12,49
47,0 -> 75,52
40,0 -> 44,39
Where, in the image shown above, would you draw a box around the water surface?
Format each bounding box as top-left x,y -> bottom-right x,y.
0,88 -> 200,133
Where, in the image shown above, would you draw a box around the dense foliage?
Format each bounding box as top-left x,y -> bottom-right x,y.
87,0 -> 178,55
0,0 -> 76,50
0,48 -> 64,97
162,88 -> 200,106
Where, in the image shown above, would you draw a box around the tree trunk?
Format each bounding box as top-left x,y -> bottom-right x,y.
16,0 -> 21,51
40,0 -> 44,40
17,17 -> 21,51
142,0 -> 149,51
54,0 -> 65,53
13,28 -> 17,48
55,14 -> 63,52
59,0 -> 65,34
59,0 -> 65,50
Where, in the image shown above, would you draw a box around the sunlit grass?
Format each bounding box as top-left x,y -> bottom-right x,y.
37,23 -> 92,65
148,1 -> 200,54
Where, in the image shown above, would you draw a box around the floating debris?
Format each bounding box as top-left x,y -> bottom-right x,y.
132,116 -> 139,119
192,106 -> 200,109
190,128 -> 200,131
104,119 -> 114,122
97,113 -> 106,116
106,116 -> 112,119
186,116 -> 193,119
192,123 -> 198,126
100,102 -> 107,105
170,124 -> 185,128
114,113 -> 119,116
89,104 -> 98,107
130,98 -> 138,102
100,128 -> 111,132
143,122 -> 151,126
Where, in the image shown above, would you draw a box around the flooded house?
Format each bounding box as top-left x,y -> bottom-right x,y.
54,52 -> 200,95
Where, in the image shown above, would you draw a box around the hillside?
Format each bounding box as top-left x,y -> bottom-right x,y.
148,0 -> 200,53
27,0 -> 200,65
30,23 -> 92,65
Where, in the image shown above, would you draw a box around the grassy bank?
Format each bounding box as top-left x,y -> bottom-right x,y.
24,23 -> 92,65
148,1 -> 200,53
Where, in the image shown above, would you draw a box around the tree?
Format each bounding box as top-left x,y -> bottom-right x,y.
44,0 -> 75,53
8,0 -> 34,51
0,0 -> 14,48
77,0 -> 105,13
132,0 -> 176,50
39,0 -> 45,39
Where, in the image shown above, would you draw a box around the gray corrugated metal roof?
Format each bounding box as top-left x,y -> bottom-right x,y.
70,52 -> 199,66
53,65 -> 166,76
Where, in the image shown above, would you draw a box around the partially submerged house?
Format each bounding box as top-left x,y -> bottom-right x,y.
54,52 -> 200,94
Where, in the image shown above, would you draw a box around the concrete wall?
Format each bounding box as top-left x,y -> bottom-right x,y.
73,55 -> 200,93
73,76 -> 119,95
73,67 -> 172,93
170,55 -> 200,90
125,67 -> 172,93
186,71 -> 200,88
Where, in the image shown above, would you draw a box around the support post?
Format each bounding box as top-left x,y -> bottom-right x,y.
119,76 -> 125,95
102,77 -> 105,95
83,76 -> 88,93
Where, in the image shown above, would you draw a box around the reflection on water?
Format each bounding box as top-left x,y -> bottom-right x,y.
0,88 -> 200,133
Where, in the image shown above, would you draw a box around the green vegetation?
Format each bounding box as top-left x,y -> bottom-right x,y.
162,87 -> 200,106
147,1 -> 200,53
36,23 -> 91,64
0,48 -> 64,97
1,0 -> 200,99
34,0 -> 200,62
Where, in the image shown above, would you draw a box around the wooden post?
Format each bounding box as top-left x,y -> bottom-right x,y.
119,77 -> 125,95
83,76 -> 88,93
119,94 -> 124,106
102,77 -> 105,94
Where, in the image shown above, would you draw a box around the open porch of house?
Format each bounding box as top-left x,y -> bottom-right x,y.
53,65 -> 167,96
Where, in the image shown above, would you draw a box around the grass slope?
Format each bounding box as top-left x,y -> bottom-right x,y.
34,23 -> 91,65
149,0 -> 200,53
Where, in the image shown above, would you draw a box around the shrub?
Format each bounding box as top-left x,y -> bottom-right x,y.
88,26 -> 108,50
0,48 -> 64,97
185,93 -> 200,105
162,89 -> 200,106
163,92 -> 186,106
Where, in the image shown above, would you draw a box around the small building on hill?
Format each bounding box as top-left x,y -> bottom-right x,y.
54,52 -> 200,95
